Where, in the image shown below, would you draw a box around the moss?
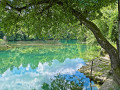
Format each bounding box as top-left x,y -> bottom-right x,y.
94,72 -> 102,76
97,63 -> 110,70
114,66 -> 120,76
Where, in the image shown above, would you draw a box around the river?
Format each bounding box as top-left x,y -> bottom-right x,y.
0,40 -> 99,90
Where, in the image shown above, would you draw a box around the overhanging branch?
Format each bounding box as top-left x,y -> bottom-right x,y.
72,9 -> 118,55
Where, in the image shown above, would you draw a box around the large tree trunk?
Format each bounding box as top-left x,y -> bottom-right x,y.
72,9 -> 120,85
118,0 -> 120,61
83,20 -> 120,85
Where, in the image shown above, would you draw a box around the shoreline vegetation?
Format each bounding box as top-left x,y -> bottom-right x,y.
0,40 -> 87,51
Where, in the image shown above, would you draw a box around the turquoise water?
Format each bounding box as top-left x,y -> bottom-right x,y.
0,41 -> 98,90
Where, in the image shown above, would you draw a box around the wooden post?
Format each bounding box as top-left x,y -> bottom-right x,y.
90,60 -> 93,77
90,60 -> 94,90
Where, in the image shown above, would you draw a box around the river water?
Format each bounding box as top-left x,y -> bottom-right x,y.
0,40 -> 98,90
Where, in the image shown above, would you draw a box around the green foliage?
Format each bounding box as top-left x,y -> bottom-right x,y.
0,39 -> 3,41
93,4 -> 118,42
0,0 -> 117,41
0,0 -> 118,49
80,45 -> 101,60
41,74 -> 83,90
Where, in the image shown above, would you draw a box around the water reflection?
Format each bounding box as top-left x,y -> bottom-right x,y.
42,71 -> 97,90
0,44 -> 87,74
0,41 -> 100,74
0,41 -> 100,90
0,58 -> 97,90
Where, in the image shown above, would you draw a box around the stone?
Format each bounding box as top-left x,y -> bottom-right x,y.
78,55 -> 111,85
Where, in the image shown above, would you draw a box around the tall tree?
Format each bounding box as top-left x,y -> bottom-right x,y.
0,0 -> 120,85
118,0 -> 120,60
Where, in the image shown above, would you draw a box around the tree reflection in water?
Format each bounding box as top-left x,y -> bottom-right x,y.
42,71 -> 98,90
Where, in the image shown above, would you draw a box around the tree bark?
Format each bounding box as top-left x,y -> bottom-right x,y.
118,0 -> 120,60
72,9 -> 120,85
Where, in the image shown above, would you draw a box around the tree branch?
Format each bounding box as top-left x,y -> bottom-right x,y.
56,1 -> 118,56
72,9 -> 119,58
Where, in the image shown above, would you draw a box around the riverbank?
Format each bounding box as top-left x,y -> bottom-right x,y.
0,40 -> 61,51
78,55 -> 111,86
78,55 -> 120,89
0,41 -> 12,51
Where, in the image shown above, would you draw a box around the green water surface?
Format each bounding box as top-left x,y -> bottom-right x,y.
0,40 -> 99,90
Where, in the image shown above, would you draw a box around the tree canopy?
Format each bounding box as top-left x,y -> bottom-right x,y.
0,0 -> 117,39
